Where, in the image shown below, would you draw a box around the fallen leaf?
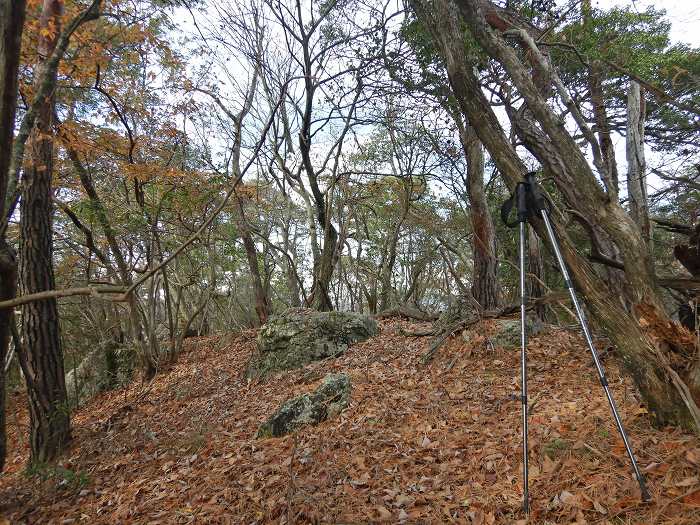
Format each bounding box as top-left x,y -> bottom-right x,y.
686,449 -> 700,466
560,490 -> 577,506
593,500 -> 607,514
395,494 -> 414,507
375,505 -> 393,520
682,489 -> 700,507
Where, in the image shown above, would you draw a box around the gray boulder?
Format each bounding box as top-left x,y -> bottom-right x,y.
247,308 -> 377,378
257,373 -> 351,438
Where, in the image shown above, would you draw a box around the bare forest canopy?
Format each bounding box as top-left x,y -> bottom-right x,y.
0,0 -> 699,511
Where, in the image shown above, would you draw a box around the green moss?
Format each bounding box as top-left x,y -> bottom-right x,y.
543,438 -> 570,459
26,463 -> 90,491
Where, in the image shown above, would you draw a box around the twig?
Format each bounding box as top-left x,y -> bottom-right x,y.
120,83 -> 288,301
653,487 -> 697,522
398,327 -> 435,337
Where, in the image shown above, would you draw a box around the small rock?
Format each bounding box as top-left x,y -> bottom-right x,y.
489,318 -> 544,349
257,373 -> 352,438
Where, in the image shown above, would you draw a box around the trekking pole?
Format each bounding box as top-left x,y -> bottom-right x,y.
502,182 -> 531,513
518,206 -> 530,514
500,172 -> 652,509
525,174 -> 651,502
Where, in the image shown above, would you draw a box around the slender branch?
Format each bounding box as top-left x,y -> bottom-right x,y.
54,197 -> 112,269
93,65 -> 136,163
120,83 -> 287,300
0,286 -> 125,310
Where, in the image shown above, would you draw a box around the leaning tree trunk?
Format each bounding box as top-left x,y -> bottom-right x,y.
527,228 -> 546,320
459,125 -> 500,309
18,0 -> 71,464
0,0 -> 25,474
414,0 -> 700,431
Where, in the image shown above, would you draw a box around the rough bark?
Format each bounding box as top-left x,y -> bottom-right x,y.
455,0 -> 659,298
459,125 -> 500,309
235,197 -> 272,326
459,0 -> 698,429
6,0 -> 101,214
0,0 -> 25,474
18,0 -> 71,465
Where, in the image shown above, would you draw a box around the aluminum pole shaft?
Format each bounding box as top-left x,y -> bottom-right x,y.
539,210 -> 650,501
519,221 -> 530,513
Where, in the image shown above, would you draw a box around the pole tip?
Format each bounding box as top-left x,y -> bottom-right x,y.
639,476 -> 652,502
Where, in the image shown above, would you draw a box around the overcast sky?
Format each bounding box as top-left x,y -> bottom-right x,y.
596,0 -> 700,46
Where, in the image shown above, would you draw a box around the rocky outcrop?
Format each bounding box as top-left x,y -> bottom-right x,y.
257,373 -> 351,438
64,343 -> 135,408
247,308 -> 377,378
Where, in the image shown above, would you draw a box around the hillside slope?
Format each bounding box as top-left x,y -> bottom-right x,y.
1,320 -> 699,523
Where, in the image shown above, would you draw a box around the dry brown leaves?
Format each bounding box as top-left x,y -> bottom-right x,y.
1,321 -> 699,524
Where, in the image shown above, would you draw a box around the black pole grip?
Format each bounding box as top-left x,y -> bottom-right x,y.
501,182 -> 530,228
516,182 -> 528,222
525,172 -> 550,213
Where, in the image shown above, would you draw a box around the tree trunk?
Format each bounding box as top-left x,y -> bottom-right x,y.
589,62 -> 619,198
379,181 -> 410,312
243,229 -> 271,325
626,81 -> 651,245
18,0 -> 71,464
460,125 -> 500,309
282,219 -> 301,307
0,0 -> 26,474
312,225 -> 337,311
583,0 -> 619,199
527,228 -> 546,320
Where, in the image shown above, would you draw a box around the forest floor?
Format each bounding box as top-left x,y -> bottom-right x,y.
1,319 -> 699,524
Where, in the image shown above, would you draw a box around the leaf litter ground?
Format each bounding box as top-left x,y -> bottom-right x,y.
1,320 -> 699,524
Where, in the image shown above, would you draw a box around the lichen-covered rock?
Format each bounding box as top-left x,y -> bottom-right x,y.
247,308 -> 377,378
436,295 -> 479,332
486,317 -> 544,349
257,373 -> 351,438
65,343 -> 135,408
